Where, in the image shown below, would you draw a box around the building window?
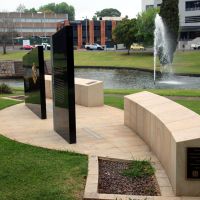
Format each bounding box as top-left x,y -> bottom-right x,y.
146,5 -> 154,10
157,4 -> 161,8
185,16 -> 200,23
186,1 -> 200,11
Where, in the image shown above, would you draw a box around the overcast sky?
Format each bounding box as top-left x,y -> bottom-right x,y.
1,0 -> 142,20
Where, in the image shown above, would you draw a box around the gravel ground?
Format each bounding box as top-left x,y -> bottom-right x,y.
98,159 -> 161,196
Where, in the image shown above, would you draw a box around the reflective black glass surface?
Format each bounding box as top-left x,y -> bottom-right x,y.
23,46 -> 46,119
52,26 -> 76,144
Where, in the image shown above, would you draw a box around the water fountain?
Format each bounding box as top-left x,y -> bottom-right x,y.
153,14 -> 181,86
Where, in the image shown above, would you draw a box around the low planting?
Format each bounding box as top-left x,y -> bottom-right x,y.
0,83 -> 13,94
122,160 -> 155,178
0,86 -> 23,97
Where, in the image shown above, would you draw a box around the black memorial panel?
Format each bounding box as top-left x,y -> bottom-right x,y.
187,147 -> 200,179
52,26 -> 76,144
23,46 -> 46,119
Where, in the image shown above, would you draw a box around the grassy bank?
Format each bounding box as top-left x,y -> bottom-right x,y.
0,136 -> 88,200
104,89 -> 200,115
0,98 -> 21,109
104,89 -> 200,97
1,50 -> 200,74
0,98 -> 88,200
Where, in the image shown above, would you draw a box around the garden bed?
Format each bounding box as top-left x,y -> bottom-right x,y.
98,159 -> 161,196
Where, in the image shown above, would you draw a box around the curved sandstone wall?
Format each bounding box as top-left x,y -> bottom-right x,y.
124,91 -> 200,196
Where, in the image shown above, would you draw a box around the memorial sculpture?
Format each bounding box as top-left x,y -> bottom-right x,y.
23,46 -> 46,119
51,26 -> 76,144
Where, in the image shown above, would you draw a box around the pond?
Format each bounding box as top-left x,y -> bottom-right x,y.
1,68 -> 200,89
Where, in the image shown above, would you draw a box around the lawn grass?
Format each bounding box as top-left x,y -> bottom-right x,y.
0,98 -> 21,109
0,98 -> 88,200
0,135 -> 88,200
104,96 -> 124,110
104,92 -> 200,115
175,100 -> 200,115
104,89 -> 200,97
0,50 -> 50,61
1,50 -> 200,74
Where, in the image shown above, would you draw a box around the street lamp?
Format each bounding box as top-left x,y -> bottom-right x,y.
82,16 -> 88,44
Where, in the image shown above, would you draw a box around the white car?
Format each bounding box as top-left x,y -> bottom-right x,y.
41,43 -> 51,50
85,43 -> 104,50
191,44 -> 200,50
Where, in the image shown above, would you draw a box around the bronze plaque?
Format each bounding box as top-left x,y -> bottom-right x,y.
187,148 -> 200,179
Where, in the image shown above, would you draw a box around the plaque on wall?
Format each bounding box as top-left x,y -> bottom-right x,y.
187,147 -> 200,179
23,46 -> 46,119
51,26 -> 76,144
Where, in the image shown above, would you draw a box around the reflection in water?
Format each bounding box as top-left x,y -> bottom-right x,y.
1,68 -> 200,89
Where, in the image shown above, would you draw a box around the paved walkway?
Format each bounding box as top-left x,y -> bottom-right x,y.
0,99 -> 157,160
0,100 -> 176,196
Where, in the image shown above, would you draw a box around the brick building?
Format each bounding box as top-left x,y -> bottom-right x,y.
0,12 -> 68,37
57,18 -> 121,48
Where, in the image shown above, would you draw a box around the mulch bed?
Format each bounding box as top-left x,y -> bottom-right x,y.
98,159 -> 161,196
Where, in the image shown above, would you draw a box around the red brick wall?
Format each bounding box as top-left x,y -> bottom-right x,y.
77,24 -> 83,49
112,20 -> 117,32
89,20 -> 94,44
100,21 -> 106,45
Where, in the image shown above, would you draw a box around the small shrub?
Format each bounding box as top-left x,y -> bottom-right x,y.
0,83 -> 13,94
122,160 -> 155,178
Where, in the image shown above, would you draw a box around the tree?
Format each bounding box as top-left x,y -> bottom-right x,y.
160,0 -> 179,63
24,8 -> 37,14
16,4 -> 26,13
95,8 -> 121,18
39,2 -> 75,20
113,18 -> 137,54
0,13 -> 17,54
136,8 -> 159,46
92,16 -> 97,21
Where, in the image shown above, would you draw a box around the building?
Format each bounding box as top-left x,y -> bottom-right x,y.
57,19 -> 120,48
142,0 -> 200,41
0,12 -> 68,37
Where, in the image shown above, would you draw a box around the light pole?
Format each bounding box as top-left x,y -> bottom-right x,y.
82,16 -> 88,44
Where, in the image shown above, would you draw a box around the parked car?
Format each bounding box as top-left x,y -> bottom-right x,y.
130,43 -> 145,51
191,44 -> 200,50
41,43 -> 51,50
85,43 -> 104,50
21,45 -> 33,50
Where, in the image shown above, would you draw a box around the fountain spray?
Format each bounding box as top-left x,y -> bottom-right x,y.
154,14 -> 171,83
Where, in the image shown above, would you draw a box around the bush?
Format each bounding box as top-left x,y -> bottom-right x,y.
0,83 -> 13,94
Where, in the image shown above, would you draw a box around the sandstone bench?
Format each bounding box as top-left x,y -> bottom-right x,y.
45,75 -> 103,107
124,91 -> 200,196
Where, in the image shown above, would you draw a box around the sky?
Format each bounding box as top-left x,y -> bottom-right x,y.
0,0 -> 142,20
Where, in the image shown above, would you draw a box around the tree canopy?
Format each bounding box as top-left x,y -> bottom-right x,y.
95,8 -> 121,18
136,8 -> 159,46
113,18 -> 137,54
160,0 -> 179,63
0,14 -> 17,54
39,2 -> 75,20
16,2 -> 75,20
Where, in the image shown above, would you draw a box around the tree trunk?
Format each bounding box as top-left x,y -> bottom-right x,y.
127,48 -> 130,55
3,43 -> 6,54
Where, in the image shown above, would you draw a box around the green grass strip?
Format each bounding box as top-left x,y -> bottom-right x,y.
0,135 -> 88,200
